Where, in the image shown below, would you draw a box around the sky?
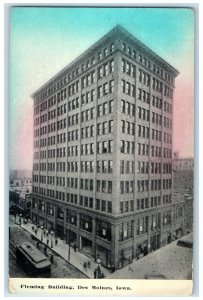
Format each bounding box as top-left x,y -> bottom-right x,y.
9,7 -> 194,170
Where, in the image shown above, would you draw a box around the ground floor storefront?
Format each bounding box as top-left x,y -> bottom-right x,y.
31,196 -> 185,271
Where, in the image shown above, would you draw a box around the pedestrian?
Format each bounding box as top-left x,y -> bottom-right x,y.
87,261 -> 91,268
44,245 -> 47,256
46,238 -> 49,246
46,230 -> 49,237
55,238 -> 58,246
94,269 -> 97,279
73,243 -> 77,252
50,254 -> 54,264
83,262 -> 87,270
35,228 -> 37,235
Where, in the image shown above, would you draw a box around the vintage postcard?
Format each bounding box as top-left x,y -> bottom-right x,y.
8,5 -> 195,296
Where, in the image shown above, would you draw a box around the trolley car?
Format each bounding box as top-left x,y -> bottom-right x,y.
16,241 -> 51,276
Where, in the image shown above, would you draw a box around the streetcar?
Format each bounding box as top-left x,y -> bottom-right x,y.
16,241 -> 51,276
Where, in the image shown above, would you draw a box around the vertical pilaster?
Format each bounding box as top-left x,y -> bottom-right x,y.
63,208 -> 67,240
76,212 -> 80,249
53,205 -> 57,232
112,52 -> 121,215
111,223 -> 120,269
44,201 -> 47,228
159,210 -> 163,247
147,215 -> 151,253
92,217 -> 96,259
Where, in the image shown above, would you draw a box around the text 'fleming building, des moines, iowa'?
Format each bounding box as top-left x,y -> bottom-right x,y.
31,25 -> 186,271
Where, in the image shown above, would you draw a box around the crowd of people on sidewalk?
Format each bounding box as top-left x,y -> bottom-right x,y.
13,215 -> 107,278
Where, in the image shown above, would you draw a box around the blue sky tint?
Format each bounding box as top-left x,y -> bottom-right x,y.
9,7 -> 194,169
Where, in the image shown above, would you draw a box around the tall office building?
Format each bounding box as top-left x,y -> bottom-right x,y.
31,26 -> 185,270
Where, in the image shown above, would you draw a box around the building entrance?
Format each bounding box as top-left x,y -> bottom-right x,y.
119,246 -> 133,268
80,236 -> 92,257
96,245 -> 111,268
150,234 -> 160,252
56,224 -> 64,240
66,230 -> 77,246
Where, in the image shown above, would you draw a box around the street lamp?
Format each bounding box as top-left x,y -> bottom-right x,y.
41,225 -> 44,241
50,231 -> 54,248
97,258 -> 101,278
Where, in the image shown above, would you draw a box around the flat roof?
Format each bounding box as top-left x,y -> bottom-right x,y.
18,242 -> 47,263
108,233 -> 193,279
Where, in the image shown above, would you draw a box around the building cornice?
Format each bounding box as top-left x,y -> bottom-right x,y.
31,25 -> 179,100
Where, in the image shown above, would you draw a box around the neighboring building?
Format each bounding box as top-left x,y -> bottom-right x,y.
9,190 -> 20,206
173,157 -> 194,194
10,169 -> 32,194
31,25 -> 183,270
10,170 -> 32,181
183,194 -> 193,233
107,233 -> 193,279
9,190 -> 31,217
173,157 -> 194,171
9,170 -> 32,216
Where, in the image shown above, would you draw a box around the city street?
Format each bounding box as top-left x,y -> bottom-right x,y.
9,216 -> 87,278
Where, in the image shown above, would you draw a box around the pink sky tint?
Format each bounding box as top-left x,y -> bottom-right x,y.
173,74 -> 194,158
10,103 -> 33,170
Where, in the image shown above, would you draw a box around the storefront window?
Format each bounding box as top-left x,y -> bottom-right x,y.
80,214 -> 92,233
119,246 -> 133,268
57,207 -> 64,220
67,210 -> 77,226
47,203 -> 54,216
39,200 -> 45,212
119,221 -> 133,241
96,219 -> 111,241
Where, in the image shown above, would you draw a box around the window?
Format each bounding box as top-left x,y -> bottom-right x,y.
102,160 -> 107,173
121,120 -> 125,133
102,141 -> 107,153
110,60 -> 114,73
96,180 -> 100,192
104,48 -> 108,57
98,104 -> 102,117
101,200 -> 106,211
122,43 -> 126,52
109,100 -> 114,113
98,52 -> 102,61
110,43 -> 114,53
121,100 -> 125,113
102,181 -> 106,193
103,102 -> 108,115
109,120 -> 113,133
109,80 -> 114,93
107,201 -> 112,213
104,63 -> 108,76
98,86 -> 102,98
120,181 -> 124,194
121,80 -> 125,93
103,83 -> 108,95
108,181 -> 112,193
126,82 -> 130,95
96,199 -> 100,210
108,160 -> 113,173
109,140 -> 113,153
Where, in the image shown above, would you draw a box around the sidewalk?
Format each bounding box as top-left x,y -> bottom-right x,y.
19,221 -> 111,279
